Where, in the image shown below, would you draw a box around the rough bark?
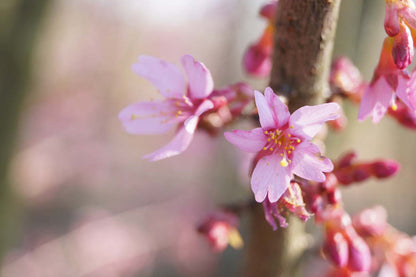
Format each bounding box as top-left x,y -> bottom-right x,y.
244,1 -> 341,276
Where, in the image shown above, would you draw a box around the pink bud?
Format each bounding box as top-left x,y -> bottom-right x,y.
309,194 -> 324,214
347,237 -> 371,272
324,231 -> 349,268
327,188 -> 342,205
388,99 -> 416,129
336,151 -> 357,168
197,211 -> 240,252
243,43 -> 272,77
329,57 -> 364,98
371,159 -> 400,178
259,1 -> 278,21
352,206 -> 388,237
385,4 -> 400,37
351,166 -> 372,182
392,23 -> 414,69
320,173 -> 338,192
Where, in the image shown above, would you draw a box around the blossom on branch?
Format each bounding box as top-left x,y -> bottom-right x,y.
224,88 -> 340,203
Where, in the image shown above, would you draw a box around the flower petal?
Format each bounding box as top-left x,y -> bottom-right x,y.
358,78 -> 394,123
181,55 -> 214,99
184,99 -> 214,133
400,72 -> 416,110
118,101 -> 179,134
291,141 -> 333,182
132,55 -> 186,98
224,128 -> 266,153
143,126 -> 195,161
289,103 -> 340,140
254,90 -> 275,129
251,154 -> 291,203
264,87 -> 290,128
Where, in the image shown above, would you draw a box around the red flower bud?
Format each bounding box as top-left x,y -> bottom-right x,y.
392,23 -> 414,69
385,4 -> 400,37
371,159 -> 400,178
352,206 -> 387,237
324,231 -> 349,268
327,188 -> 342,205
259,1 -> 278,21
347,236 -> 371,272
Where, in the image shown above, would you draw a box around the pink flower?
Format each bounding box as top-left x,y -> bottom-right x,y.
119,55 -> 215,161
358,38 -> 416,123
224,88 -> 340,203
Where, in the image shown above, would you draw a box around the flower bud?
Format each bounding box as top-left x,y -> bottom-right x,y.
327,188 -> 342,205
259,1 -> 278,21
385,4 -> 400,37
197,211 -> 242,252
347,236 -> 371,272
352,206 -> 388,237
371,159 -> 400,178
392,23 -> 414,69
243,43 -> 272,78
329,57 -> 363,98
324,231 -> 349,268
388,99 -> 416,129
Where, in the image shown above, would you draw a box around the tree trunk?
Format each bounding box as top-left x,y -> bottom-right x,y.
244,1 -> 341,276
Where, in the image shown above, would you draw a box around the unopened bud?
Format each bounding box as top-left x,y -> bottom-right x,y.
385,4 -> 400,36
392,23 -> 414,69
324,231 -> 349,268
259,1 -> 278,21
243,43 -> 272,78
388,99 -> 416,129
371,159 -> 400,178
353,206 -> 388,237
327,188 -> 342,205
347,237 -> 371,272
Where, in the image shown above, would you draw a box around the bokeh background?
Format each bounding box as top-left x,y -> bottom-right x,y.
1,0 -> 415,276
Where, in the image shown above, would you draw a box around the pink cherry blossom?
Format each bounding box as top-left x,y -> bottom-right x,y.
224,88 -> 340,203
119,55 -> 215,161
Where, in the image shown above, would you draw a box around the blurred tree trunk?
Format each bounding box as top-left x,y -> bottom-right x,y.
0,0 -> 50,260
244,1 -> 341,276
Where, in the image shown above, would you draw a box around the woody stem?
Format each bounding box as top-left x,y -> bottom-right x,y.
243,1 -> 341,276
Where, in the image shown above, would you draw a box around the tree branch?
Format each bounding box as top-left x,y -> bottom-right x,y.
243,1 -> 341,276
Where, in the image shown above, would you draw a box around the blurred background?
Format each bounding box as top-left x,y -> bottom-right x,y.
1,0 -> 416,276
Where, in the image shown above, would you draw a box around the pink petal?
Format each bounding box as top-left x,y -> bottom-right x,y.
224,128 -> 266,153
289,102 -> 340,140
118,101 -> 179,134
400,73 -> 416,110
358,78 -> 394,123
132,55 -> 186,98
181,55 -> 214,99
143,126 -> 195,161
254,90 -> 275,129
251,154 -> 291,203
264,87 -> 290,128
184,99 -> 214,133
291,141 -> 333,182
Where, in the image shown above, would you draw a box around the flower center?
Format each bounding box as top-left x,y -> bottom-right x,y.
262,128 -> 302,167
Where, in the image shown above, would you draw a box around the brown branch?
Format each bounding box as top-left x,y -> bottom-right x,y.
243,1 -> 341,276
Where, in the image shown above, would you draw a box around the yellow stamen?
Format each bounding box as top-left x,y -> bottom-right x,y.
280,158 -> 289,167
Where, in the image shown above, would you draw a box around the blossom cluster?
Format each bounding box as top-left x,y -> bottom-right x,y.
118,0 -> 416,274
